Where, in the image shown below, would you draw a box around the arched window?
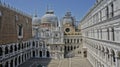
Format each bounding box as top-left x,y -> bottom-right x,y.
106,6 -> 109,19
18,24 -> 23,37
111,3 -> 114,17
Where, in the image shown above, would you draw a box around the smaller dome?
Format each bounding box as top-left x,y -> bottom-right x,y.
32,17 -> 41,25
63,18 -> 73,25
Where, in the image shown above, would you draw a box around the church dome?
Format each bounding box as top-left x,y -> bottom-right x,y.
41,10 -> 58,24
32,16 -> 41,25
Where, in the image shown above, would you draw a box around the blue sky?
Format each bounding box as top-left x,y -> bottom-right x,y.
1,0 -> 96,21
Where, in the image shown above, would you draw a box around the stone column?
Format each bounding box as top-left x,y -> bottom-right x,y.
104,52 -> 107,62
115,56 -> 120,67
8,61 -> 10,67
13,58 -> 15,67
2,47 -> 5,58
109,54 -> 112,66
17,56 -> 19,66
3,63 -> 5,67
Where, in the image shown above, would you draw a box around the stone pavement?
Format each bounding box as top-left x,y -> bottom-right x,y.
19,56 -> 93,67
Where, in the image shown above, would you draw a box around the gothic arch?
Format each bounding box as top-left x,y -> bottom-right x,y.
33,51 -> 35,57
14,45 -> 17,51
24,43 -> 27,48
10,59 -> 13,67
18,43 -> 21,50
25,54 -> 27,60
110,49 -> 116,62
39,51 -> 42,57
71,46 -> 73,51
32,41 -> 35,47
68,46 -> 70,51
5,46 -> 9,54
74,46 -> 76,49
64,46 -> 67,51
18,56 -> 21,64
15,57 -> 17,66
101,46 -> 104,52
0,47 -> 3,56
10,45 -> 13,53
98,45 -> 101,50
46,51 -> 50,57
22,43 -> 24,49
96,45 -> 98,49
21,55 -> 23,62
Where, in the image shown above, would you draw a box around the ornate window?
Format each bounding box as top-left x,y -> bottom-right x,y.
111,3 -> 114,17
18,24 -> 23,38
15,15 -> 18,21
106,6 -> 109,19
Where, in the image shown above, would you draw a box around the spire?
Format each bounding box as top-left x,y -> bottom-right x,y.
47,4 -> 49,11
46,4 -> 54,14
34,10 -> 37,17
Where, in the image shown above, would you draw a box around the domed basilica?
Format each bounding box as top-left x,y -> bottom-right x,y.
32,9 -> 83,59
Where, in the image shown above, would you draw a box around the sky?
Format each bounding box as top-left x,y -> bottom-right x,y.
1,0 -> 96,21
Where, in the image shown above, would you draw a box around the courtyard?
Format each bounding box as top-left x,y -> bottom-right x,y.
18,56 -> 93,67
